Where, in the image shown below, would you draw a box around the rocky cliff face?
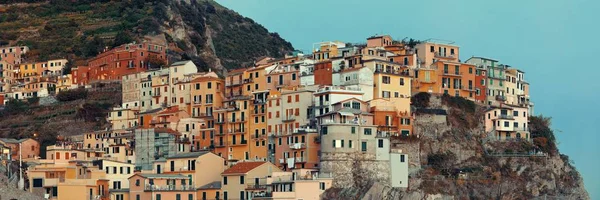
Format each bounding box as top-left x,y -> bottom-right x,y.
325,94 -> 589,200
0,0 -> 294,73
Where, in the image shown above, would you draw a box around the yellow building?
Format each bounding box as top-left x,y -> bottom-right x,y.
221,161 -> 282,200
107,107 -> 139,130
28,161 -> 109,200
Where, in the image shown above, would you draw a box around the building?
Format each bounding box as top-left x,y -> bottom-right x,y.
0,46 -> 29,65
474,67 -> 487,103
367,35 -> 393,47
413,60 -> 476,100
252,169 -> 333,200
134,128 -> 179,170
221,161 -> 282,200
484,105 -> 530,141
128,173 -> 195,200
94,159 -> 136,199
465,56 -> 505,105
313,85 -> 363,117
389,152 -> 409,188
108,107 -> 139,130
414,40 -> 460,67
76,41 -> 167,84
269,87 -> 320,170
28,161 -> 109,200
160,151 -> 225,191
0,138 -> 40,160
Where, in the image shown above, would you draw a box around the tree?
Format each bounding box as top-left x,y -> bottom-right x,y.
147,56 -> 167,69
112,31 -> 133,47
411,92 -> 431,108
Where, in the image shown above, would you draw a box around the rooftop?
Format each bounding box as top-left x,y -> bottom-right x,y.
198,181 -> 221,189
222,162 -> 266,175
166,151 -> 210,159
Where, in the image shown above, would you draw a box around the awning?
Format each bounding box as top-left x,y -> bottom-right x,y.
339,112 -> 354,117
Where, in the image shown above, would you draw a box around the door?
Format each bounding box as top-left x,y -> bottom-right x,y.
157,165 -> 161,174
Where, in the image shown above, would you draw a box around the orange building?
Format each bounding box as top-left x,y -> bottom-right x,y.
128,173 -> 195,200
73,41 -> 167,84
367,35 -> 393,47
265,63 -> 301,92
0,138 -> 40,160
190,73 -> 224,150
0,46 -> 28,65
414,61 -> 476,100
313,61 -> 333,86
475,68 -> 488,103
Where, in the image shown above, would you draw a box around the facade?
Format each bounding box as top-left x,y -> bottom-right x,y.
465,57 -> 505,105
221,161 -> 282,200
252,169 -> 333,200
414,40 -> 460,66
134,128 -> 179,170
128,173 -> 195,200
0,46 -> 29,65
0,138 -> 40,160
484,105 -> 530,141
76,41 -> 167,84
389,152 -> 409,188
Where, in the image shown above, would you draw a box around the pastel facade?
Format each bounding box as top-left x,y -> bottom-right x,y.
221,162 -> 282,200
484,105 -> 530,141
0,46 -> 29,65
0,138 -> 40,160
415,40 -> 460,66
252,169 -> 333,200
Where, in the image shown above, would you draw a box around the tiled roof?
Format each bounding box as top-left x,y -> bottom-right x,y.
0,138 -> 32,144
222,162 -> 266,175
132,173 -> 189,179
157,106 -> 180,115
198,181 -> 221,189
166,151 -> 210,159
154,128 -> 180,135
171,60 -> 191,66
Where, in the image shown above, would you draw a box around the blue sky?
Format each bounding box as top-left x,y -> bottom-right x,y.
216,0 -> 600,198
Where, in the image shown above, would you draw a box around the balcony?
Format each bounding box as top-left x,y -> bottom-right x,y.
144,184 -> 195,191
230,129 -> 246,134
293,127 -> 318,134
243,78 -> 254,84
214,143 -> 225,148
229,118 -> 246,123
225,80 -> 242,87
496,95 -> 507,101
460,85 -> 476,91
246,183 -> 267,190
281,115 -> 296,122
152,92 -> 161,97
321,119 -> 360,125
215,119 -> 226,124
374,69 -> 411,76
295,157 -> 306,163
251,134 -> 266,139
434,51 -> 456,59
215,132 -> 225,136
289,143 -> 306,150
177,137 -> 190,143
376,131 -> 391,138
498,114 -> 514,120
442,71 -> 463,77
229,140 -> 248,146
150,120 -> 168,125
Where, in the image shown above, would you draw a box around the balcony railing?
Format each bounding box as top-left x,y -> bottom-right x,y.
498,114 -> 514,120
321,119 -> 360,125
294,157 -> 306,163
442,71 -> 463,76
293,127 -> 318,134
226,80 -> 242,87
434,51 -> 456,58
290,143 -> 306,150
144,184 -> 195,191
251,134 -> 266,139
245,183 -> 267,190
229,140 -> 248,146
281,115 -> 296,122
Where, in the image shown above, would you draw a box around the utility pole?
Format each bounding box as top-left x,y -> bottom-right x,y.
18,142 -> 23,190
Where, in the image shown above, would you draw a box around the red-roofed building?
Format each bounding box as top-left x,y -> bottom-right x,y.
221,162 -> 281,200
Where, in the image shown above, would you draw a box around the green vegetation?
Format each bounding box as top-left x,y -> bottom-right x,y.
411,92 -> 431,108
1,0 -> 293,71
530,115 -> 558,155
56,88 -> 88,101
441,94 -> 476,113
427,151 -> 457,171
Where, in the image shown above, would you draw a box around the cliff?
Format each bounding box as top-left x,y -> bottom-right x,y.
0,0 -> 294,73
324,94 -> 589,200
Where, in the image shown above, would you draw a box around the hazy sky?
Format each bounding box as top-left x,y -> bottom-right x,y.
216,0 -> 600,198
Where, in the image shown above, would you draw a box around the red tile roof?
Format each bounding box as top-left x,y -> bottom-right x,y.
222,162 -> 266,175
157,106 -> 180,115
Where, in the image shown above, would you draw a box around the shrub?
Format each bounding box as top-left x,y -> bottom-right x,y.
442,94 -> 475,113
56,88 -> 88,102
530,115 -> 558,154
411,92 -> 431,108
427,151 -> 457,171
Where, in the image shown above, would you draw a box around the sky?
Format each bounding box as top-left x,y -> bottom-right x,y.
216,0 -> 600,198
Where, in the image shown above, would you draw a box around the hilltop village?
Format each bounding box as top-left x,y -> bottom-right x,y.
0,35 -> 535,200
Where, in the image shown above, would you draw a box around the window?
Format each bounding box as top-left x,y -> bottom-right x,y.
400,155 -> 405,162
382,76 -> 390,84
351,127 -> 356,134
223,176 -> 228,185
33,178 -> 43,187
320,182 -> 326,190
135,179 -> 140,186
513,111 -> 518,117
349,140 -> 353,148
189,194 -> 193,200
267,76 -> 271,83
176,194 -> 181,200
364,128 -> 372,135
504,121 -> 509,127
224,191 -> 228,200
361,142 -> 367,152
156,194 -> 161,200
400,78 -> 404,85
136,195 -> 140,200
240,176 -> 245,184
378,139 -> 384,148
240,191 -> 245,200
